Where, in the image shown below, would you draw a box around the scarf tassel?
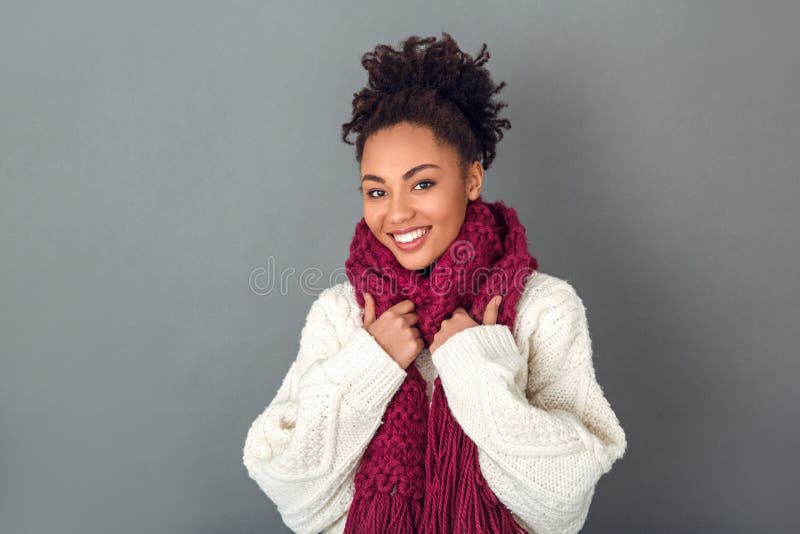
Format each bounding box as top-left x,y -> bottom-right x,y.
344,485 -> 422,534
421,377 -> 528,534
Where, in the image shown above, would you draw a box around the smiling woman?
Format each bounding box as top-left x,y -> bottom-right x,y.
243,32 -> 627,534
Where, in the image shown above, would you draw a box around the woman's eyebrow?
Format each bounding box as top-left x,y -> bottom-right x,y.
361,163 -> 441,184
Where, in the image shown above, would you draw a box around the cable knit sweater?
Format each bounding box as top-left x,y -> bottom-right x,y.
242,270 -> 627,534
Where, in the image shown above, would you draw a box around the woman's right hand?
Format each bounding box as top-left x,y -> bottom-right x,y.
362,293 -> 423,370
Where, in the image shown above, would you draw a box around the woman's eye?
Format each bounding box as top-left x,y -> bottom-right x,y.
365,180 -> 434,199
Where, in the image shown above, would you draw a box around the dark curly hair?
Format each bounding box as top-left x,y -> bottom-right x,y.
341,32 -> 511,177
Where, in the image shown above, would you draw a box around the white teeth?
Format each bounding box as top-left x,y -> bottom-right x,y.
393,227 -> 429,244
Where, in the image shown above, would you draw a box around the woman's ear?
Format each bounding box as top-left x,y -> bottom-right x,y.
466,160 -> 484,201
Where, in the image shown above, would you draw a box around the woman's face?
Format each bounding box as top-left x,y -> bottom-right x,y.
359,121 -> 483,271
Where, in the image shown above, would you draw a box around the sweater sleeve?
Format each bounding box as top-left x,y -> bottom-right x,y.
430,280 -> 627,534
242,286 -> 408,534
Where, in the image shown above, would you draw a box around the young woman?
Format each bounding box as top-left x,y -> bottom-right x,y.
243,33 -> 627,534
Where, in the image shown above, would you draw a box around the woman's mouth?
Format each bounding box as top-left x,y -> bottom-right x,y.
389,226 -> 431,251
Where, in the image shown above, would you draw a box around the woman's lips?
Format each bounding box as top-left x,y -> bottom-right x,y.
390,226 -> 431,252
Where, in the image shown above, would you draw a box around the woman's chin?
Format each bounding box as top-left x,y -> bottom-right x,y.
385,243 -> 428,271
391,253 -> 426,271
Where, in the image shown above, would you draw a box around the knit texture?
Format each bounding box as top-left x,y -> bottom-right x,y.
243,271 -> 628,534
343,196 -> 537,533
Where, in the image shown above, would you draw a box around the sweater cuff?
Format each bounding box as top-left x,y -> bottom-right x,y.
431,324 -> 523,381
320,327 -> 408,414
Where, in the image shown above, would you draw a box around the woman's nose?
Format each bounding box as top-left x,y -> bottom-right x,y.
387,194 -> 415,223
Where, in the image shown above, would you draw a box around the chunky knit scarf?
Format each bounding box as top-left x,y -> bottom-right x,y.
343,196 -> 539,533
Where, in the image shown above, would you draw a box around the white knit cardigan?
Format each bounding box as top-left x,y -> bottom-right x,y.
242,270 -> 627,534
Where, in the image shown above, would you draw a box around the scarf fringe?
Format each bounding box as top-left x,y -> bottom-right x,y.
344,490 -> 423,534
420,377 -> 527,534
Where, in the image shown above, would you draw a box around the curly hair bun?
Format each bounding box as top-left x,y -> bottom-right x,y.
342,32 -> 511,171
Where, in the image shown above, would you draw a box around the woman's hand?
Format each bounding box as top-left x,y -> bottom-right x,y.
429,295 -> 503,354
362,293 -> 423,370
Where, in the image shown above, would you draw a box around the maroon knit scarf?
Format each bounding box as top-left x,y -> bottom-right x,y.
343,196 -> 538,533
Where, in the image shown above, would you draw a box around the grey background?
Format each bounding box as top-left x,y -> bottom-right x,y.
1,1 -> 798,533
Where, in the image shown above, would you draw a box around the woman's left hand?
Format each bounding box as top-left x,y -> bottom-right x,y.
430,295 -> 503,353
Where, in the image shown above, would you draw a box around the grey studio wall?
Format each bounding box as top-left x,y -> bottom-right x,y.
1,1 -> 798,533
